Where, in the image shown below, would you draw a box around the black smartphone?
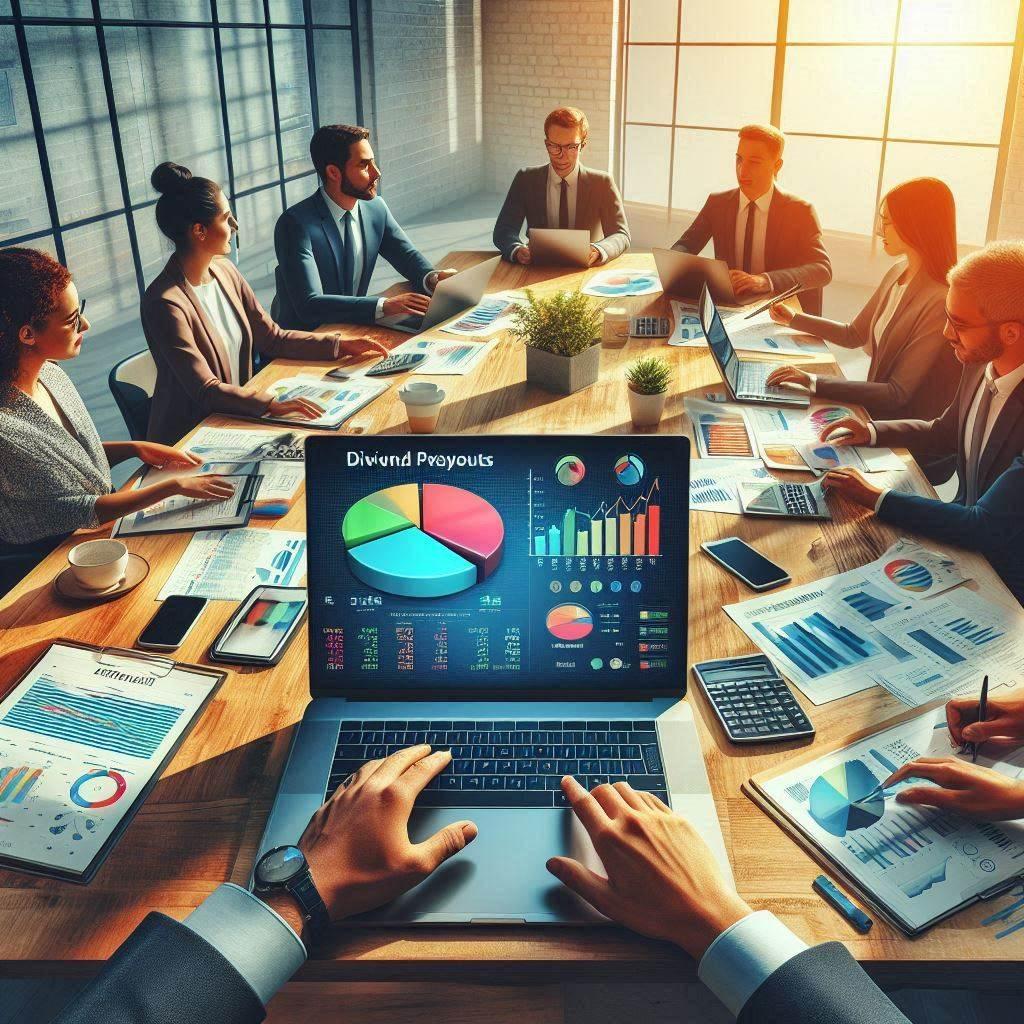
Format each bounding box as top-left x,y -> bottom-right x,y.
700,537 -> 791,591
137,595 -> 208,651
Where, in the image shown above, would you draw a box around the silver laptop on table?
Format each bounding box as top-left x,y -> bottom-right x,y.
382,255 -> 501,334
256,433 -> 730,924
653,248 -> 740,306
528,228 -> 592,267
698,284 -> 810,408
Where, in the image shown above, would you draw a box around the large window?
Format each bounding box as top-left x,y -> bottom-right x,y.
620,0 -> 1023,245
1,0 -> 362,442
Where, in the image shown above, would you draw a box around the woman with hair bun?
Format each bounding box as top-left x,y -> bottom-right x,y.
141,162 -> 386,445
765,176 -> 962,432
0,247 -> 236,593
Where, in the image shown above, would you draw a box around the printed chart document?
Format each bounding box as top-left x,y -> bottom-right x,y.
262,376 -> 388,429
666,302 -> 827,354
689,458 -> 772,514
684,397 -> 759,460
383,336 -> 500,375
724,540 -> 984,705
439,291 -> 525,338
748,703 -> 1024,935
187,426 -> 305,462
0,642 -> 221,881
581,268 -> 661,297
158,528 -> 307,601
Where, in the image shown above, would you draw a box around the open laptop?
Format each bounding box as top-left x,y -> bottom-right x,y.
529,228 -> 592,267
653,248 -> 739,306
382,255 -> 501,334
698,284 -> 810,408
256,433 -> 730,924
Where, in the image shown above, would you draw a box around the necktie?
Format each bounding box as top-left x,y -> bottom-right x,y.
341,210 -> 356,295
559,179 -> 569,230
965,377 -> 996,504
741,200 -> 756,274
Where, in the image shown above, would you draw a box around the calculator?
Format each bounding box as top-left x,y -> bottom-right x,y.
691,654 -> 815,743
629,315 -> 671,338
364,351 -> 428,376
738,480 -> 832,520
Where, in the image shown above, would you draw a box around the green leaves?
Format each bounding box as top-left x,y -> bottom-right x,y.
626,355 -> 671,395
508,288 -> 603,358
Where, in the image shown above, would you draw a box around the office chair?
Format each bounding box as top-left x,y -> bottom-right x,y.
108,349 -> 157,441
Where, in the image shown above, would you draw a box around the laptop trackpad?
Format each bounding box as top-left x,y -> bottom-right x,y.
355,807 -> 606,924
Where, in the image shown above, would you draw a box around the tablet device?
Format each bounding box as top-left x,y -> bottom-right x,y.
210,586 -> 308,666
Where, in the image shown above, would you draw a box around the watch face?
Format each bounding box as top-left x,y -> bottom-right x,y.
257,845 -> 306,886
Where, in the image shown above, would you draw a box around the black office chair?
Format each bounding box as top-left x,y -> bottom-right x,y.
108,349 -> 157,441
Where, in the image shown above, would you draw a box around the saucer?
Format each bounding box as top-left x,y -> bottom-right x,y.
54,553 -> 150,602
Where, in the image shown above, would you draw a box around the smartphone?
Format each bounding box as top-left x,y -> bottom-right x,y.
701,537 -> 790,592
209,586 -> 308,666
137,595 -> 208,651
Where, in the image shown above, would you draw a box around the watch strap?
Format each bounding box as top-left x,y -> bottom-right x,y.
287,868 -> 331,942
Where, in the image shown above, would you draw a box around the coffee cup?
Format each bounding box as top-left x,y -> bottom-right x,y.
67,539 -> 130,591
398,381 -> 446,434
602,306 -> 629,347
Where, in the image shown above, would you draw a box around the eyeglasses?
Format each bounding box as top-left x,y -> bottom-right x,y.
944,312 -> 1004,336
74,298 -> 87,332
544,139 -> 584,156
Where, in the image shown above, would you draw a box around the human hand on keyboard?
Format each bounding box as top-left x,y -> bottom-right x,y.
821,466 -> 882,509
297,745 -> 477,924
546,777 -> 750,958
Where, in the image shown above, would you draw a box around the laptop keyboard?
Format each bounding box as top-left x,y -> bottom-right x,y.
328,720 -> 669,808
736,361 -> 792,400
779,482 -> 819,516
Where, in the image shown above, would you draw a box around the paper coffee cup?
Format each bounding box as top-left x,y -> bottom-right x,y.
398,381 -> 446,435
602,306 -> 629,346
68,539 -> 129,591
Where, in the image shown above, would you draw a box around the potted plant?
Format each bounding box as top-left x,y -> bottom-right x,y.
509,288 -> 603,395
625,355 -> 671,428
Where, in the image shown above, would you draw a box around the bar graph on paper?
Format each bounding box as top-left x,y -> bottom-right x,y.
530,476 -> 662,558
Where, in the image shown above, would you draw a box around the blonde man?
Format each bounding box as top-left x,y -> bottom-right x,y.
821,241 -> 1024,605
671,124 -> 831,314
493,106 -> 630,266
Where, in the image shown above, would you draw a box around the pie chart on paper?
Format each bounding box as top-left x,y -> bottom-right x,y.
342,483 -> 504,598
808,760 -> 885,837
546,603 -> 594,641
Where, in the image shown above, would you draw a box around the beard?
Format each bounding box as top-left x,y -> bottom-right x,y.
957,325 -> 1004,365
341,172 -> 379,201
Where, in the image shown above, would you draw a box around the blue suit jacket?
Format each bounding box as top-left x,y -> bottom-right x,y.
272,190 -> 434,329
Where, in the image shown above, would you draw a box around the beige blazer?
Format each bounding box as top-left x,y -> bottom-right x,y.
141,256 -> 340,445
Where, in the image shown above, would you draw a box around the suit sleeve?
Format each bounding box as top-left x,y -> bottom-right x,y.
671,197 -> 714,254
142,298 -> 271,419
493,171 -> 529,261
763,202 -> 832,296
872,391 -> 960,458
378,205 -> 434,291
273,211 -> 380,327
739,943 -> 910,1024
231,267 -> 341,362
596,175 -> 630,260
50,913 -> 266,1024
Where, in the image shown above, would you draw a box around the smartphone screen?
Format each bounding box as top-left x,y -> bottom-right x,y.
703,538 -> 788,589
138,596 -> 208,649
218,591 -> 307,659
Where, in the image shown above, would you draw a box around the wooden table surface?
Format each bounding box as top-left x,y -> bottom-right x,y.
0,252 -> 1019,986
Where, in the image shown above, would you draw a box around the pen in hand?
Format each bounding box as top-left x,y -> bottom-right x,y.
970,674 -> 989,764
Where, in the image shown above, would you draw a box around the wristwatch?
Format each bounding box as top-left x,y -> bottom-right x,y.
252,845 -> 330,944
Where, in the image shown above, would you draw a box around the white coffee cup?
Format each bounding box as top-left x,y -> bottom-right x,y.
602,306 -> 629,346
67,539 -> 130,591
398,381 -> 446,434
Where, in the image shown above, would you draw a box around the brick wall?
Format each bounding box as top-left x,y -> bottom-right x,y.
367,0 -> 484,221
481,0 -> 618,193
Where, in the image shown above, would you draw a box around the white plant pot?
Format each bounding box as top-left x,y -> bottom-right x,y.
627,386 -> 667,428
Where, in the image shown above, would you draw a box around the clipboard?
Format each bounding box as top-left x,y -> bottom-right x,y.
0,639 -> 225,884
744,700 -> 1024,936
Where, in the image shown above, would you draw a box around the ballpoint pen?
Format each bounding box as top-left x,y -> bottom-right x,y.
743,283 -> 802,319
970,674 -> 989,763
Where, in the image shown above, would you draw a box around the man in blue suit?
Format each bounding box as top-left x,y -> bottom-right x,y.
273,125 -> 452,329
819,241 -> 1024,606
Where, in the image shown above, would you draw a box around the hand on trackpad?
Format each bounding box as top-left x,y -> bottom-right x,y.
567,807 -> 608,878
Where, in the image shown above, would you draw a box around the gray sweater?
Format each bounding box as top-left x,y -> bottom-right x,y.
0,361 -> 112,544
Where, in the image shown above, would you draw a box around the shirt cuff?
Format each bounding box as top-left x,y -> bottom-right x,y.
423,271 -> 438,294
874,487 -> 891,513
183,883 -> 307,1007
510,243 -> 524,263
866,422 -> 878,446
806,373 -> 817,394
373,296 -> 387,323
592,243 -> 608,265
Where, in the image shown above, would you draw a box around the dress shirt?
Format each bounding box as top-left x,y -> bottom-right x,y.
192,279 -> 245,384
320,188 -> 438,322
698,910 -> 809,1017
734,186 -> 773,281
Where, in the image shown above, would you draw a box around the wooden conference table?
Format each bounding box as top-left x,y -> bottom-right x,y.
0,252 -> 1019,989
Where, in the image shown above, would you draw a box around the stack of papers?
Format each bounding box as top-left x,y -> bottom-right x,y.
689,458 -> 773,514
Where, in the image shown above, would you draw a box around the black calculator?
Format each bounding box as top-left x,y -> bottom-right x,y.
691,654 -> 815,743
629,315 -> 671,338
364,351 -> 428,376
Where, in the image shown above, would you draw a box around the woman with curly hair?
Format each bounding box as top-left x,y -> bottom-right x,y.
0,247 -> 235,592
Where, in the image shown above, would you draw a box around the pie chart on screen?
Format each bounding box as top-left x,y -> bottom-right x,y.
546,603 -> 594,641
615,454 -> 644,486
342,483 -> 504,598
556,455 -> 586,486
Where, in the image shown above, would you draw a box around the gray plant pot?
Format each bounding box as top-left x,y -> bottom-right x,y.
525,342 -> 601,395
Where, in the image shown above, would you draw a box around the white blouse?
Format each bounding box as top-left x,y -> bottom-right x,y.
193,279 -> 245,383
872,276 -> 908,350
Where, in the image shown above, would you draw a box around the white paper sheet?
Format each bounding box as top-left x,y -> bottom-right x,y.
439,290 -> 526,337
689,458 -> 772,514
380,336 -> 500,375
582,268 -> 662,297
263,376 -> 388,428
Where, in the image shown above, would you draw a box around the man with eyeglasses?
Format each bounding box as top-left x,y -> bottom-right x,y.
818,241 -> 1024,606
492,106 -> 630,266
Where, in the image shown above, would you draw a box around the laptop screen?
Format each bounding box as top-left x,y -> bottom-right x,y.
699,287 -> 739,391
305,434 -> 688,698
